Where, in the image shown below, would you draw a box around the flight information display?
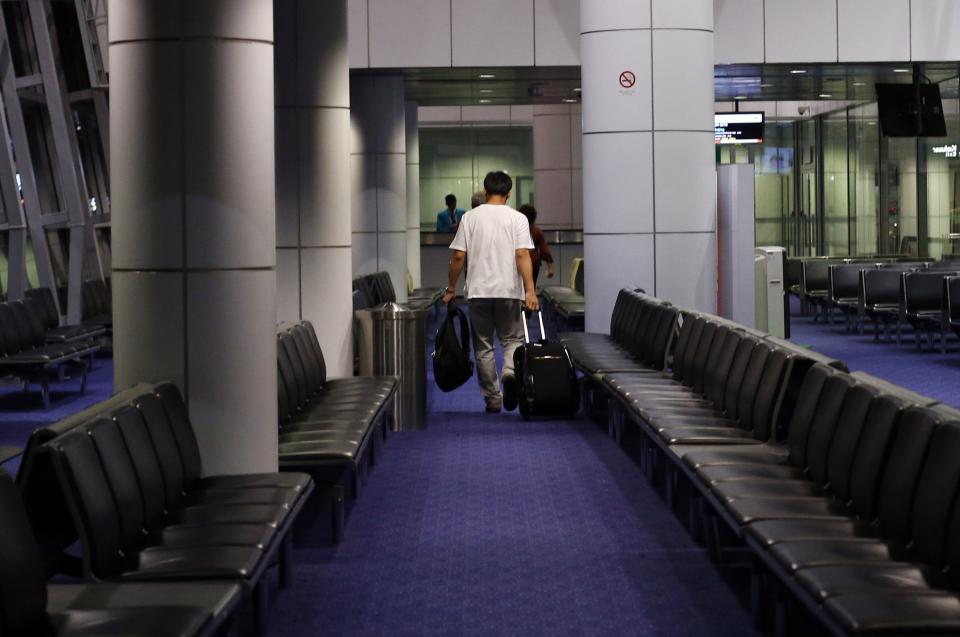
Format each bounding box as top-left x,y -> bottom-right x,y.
715,112 -> 764,145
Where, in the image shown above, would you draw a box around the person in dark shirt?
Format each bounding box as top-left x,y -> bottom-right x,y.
518,204 -> 555,284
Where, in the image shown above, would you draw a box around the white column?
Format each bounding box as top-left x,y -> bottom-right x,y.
581,0 -> 716,332
110,0 -> 278,474
406,100 -> 421,290
274,0 -> 353,376
533,104 -> 582,230
350,74 -> 408,302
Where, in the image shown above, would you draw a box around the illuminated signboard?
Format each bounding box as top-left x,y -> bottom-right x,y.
715,112 -> 764,145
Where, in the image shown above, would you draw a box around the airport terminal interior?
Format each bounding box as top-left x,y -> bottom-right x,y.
6,1 -> 960,636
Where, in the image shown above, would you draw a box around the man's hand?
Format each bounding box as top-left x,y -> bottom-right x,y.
524,290 -> 540,311
442,290 -> 456,305
547,263 -> 556,279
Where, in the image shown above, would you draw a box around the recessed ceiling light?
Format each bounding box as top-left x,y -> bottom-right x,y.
790,69 -> 806,74
893,68 -> 910,73
562,98 -> 577,103
478,73 -> 496,79
760,83 -> 773,88
573,87 -> 582,92
478,99 -> 491,104
819,93 -> 832,98
479,89 -> 493,94
867,121 -> 877,126
734,95 -> 747,100
852,81 -> 866,86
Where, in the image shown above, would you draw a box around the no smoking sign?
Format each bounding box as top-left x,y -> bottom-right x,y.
619,70 -> 636,89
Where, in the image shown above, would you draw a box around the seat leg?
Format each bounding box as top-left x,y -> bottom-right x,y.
332,484 -> 345,543
252,579 -> 270,635
750,560 -> 765,628
278,531 -> 294,589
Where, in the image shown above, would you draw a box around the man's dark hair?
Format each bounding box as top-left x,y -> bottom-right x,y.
483,171 -> 513,197
445,194 -> 457,206
518,204 -> 537,225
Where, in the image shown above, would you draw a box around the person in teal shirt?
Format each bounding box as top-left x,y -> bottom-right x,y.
436,194 -> 466,232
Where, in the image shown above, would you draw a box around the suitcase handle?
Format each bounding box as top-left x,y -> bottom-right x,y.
521,308 -> 546,344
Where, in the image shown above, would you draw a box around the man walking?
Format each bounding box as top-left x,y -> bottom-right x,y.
442,171 -> 538,413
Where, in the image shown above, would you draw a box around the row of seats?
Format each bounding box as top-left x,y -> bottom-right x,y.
805,259 -> 960,352
9,380 -> 314,635
540,257 -> 584,325
277,320 -> 397,541
0,296 -> 100,407
563,289 -> 960,635
353,270 -> 443,313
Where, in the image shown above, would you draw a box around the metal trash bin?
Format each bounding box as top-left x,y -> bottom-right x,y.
355,302 -> 427,431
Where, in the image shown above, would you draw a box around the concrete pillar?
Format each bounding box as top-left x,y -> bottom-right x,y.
274,0 -> 353,376
406,100 -> 421,290
580,0 -> 716,332
533,104 -> 582,230
110,0 -> 278,474
350,74 -> 408,302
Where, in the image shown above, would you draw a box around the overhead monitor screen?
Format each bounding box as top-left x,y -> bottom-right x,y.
876,83 -> 947,138
715,112 -> 765,145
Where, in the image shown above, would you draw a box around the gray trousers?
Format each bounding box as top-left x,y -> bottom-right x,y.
468,298 -> 524,403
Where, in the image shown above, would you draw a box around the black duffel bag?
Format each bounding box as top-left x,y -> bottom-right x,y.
433,303 -> 474,392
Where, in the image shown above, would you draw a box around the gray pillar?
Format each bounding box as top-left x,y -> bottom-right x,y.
274,0 -> 353,376
110,0 -> 278,474
533,104 -> 582,230
581,0 -> 716,332
405,101 -> 421,290
350,74 -> 407,302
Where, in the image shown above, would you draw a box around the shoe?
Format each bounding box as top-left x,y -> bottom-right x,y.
502,373 -> 518,412
485,400 -> 502,414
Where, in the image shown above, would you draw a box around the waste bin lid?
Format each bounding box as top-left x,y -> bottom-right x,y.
366,302 -> 427,320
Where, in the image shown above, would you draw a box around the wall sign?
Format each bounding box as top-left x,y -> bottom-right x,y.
619,71 -> 636,89
932,143 -> 957,158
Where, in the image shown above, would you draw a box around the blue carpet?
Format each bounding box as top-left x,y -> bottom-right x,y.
787,299 -> 960,407
265,312 -> 759,637
0,356 -> 114,475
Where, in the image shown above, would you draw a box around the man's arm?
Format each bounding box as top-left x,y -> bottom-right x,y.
516,249 -> 540,311
442,249 -> 466,304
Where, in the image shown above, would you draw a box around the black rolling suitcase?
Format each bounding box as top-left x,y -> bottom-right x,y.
513,309 -> 579,419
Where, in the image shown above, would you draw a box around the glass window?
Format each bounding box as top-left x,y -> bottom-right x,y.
920,85 -> 960,259
823,112 -> 849,255
849,103 -> 880,256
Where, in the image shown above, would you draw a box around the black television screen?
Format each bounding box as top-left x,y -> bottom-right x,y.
876,83 -> 947,137
715,112 -> 764,145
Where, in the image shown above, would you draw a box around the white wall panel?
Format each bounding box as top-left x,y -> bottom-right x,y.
112,271 -> 185,391
838,0 -> 910,62
653,30 -> 714,131
347,0 -> 369,68
655,233 -> 717,312
275,110 -> 298,247
301,247 -> 354,376
911,0 -> 960,61
461,105 -> 512,122
275,248 -> 299,322
351,154 -> 378,233
584,234 -> 655,333
653,132 -> 716,233
377,154 -> 407,233
581,0 -> 650,32
184,40 -> 275,269
764,0 -> 837,63
452,0 -> 534,66
533,111 -> 572,171
369,0 -> 450,67
581,30 -> 652,133
535,0 -> 579,65
713,0 -> 764,63
582,132 -> 653,234
187,270 -> 278,475
300,108 -> 352,246
533,169 -> 573,227
653,0 -> 712,30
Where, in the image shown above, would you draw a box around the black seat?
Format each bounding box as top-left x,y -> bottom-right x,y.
0,467 -> 242,637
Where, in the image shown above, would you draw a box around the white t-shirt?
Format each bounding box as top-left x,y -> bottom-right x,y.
449,203 -> 534,300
